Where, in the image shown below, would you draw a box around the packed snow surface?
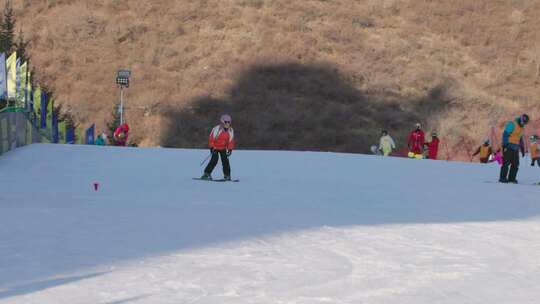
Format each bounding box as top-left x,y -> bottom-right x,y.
1,144 -> 540,303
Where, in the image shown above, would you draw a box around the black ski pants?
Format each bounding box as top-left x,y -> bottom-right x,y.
500,148 -> 519,182
532,158 -> 540,167
204,150 -> 231,177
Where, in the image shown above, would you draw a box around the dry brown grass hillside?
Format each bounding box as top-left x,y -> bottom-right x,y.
9,0 -> 540,159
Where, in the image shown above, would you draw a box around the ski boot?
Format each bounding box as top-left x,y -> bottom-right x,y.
200,173 -> 212,180
223,175 -> 231,181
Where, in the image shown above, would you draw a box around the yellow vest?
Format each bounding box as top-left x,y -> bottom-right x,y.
479,146 -> 491,158
508,123 -> 523,145
531,143 -> 539,159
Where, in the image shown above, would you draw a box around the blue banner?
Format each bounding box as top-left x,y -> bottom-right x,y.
40,92 -> 47,129
28,90 -> 38,128
0,53 -> 6,100
52,111 -> 59,143
85,124 -> 95,145
66,127 -> 75,144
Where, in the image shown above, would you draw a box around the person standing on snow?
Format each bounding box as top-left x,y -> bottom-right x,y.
407,123 -> 425,159
473,139 -> 493,164
102,133 -> 109,145
425,131 -> 440,160
378,130 -> 396,156
113,123 -> 130,147
499,114 -> 529,183
530,135 -> 539,167
491,148 -> 503,165
95,133 -> 106,146
201,114 -> 235,181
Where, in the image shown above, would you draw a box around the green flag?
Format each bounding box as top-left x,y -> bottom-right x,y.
58,121 -> 66,143
76,128 -> 83,144
33,86 -> 41,119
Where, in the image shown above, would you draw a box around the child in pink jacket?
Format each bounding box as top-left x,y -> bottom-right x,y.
491,149 -> 503,165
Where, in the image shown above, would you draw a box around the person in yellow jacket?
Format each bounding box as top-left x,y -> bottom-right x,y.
378,130 -> 396,156
472,139 -> 493,164
530,135 -> 539,167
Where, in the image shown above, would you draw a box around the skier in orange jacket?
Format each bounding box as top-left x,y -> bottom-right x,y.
201,114 -> 235,181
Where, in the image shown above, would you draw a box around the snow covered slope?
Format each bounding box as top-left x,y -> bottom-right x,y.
1,144 -> 539,304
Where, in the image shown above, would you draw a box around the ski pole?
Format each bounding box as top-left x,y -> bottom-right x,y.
200,153 -> 212,167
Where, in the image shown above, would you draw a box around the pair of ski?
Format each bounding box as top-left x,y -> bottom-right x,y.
484,181 -> 540,187
193,177 -> 240,183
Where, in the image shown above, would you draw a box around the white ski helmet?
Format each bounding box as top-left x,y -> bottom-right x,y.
220,114 -> 232,124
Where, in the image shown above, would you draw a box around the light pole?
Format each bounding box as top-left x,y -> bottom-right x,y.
116,69 -> 131,125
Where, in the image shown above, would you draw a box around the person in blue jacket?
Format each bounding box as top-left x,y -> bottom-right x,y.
95,133 -> 107,146
499,114 -> 530,183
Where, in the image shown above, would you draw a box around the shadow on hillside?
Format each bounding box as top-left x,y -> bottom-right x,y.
161,63 -> 454,153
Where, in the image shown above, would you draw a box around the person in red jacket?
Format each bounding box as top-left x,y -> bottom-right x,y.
426,131 -> 440,160
201,114 -> 235,180
113,123 -> 129,146
407,123 -> 425,159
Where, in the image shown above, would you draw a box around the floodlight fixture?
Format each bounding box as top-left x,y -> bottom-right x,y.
116,69 -> 131,88
116,69 -> 131,124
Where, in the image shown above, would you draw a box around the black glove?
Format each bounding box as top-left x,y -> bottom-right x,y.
226,150 -> 232,156
210,148 -> 216,155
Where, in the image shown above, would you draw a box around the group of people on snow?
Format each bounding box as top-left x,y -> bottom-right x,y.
94,123 -> 130,147
102,111 -> 535,184
470,114 -> 535,183
373,112 -> 540,184
376,123 -> 440,160
202,116 -> 448,181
